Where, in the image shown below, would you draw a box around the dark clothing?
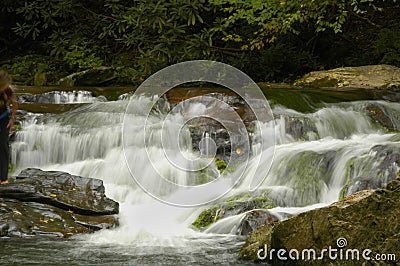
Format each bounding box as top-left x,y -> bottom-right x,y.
0,87 -> 13,181
0,115 -> 9,181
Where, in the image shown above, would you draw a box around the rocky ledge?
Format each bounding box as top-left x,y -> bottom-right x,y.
295,64 -> 400,89
239,171 -> 400,265
0,168 -> 119,238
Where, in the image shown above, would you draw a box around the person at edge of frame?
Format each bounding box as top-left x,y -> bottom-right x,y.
0,70 -> 18,185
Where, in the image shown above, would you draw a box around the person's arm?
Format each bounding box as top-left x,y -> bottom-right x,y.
7,88 -> 18,131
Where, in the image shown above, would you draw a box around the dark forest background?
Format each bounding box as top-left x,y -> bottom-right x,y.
0,0 -> 399,85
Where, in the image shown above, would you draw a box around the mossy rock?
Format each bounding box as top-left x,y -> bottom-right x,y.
340,144 -> 400,198
240,173 -> 400,264
192,192 -> 275,230
274,150 -> 333,206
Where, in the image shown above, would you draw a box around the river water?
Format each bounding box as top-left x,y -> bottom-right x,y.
1,88 -> 399,265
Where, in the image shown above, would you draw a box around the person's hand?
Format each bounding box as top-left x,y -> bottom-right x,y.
7,119 -> 14,132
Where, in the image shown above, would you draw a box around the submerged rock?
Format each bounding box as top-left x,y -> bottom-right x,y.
0,168 -> 119,238
295,64 -> 400,89
341,144 -> 400,198
239,172 -> 400,265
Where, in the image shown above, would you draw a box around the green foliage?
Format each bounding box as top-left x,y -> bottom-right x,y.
210,0 -> 395,50
375,28 -> 400,66
64,43 -> 103,70
2,55 -> 67,85
0,0 -> 399,83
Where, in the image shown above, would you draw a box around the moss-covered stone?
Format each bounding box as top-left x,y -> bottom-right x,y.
277,151 -> 332,206
191,205 -> 221,229
192,192 -> 275,230
239,172 -> 400,265
214,157 -> 227,173
340,144 -> 400,198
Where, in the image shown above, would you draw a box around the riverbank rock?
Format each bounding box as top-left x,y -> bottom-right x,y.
239,172 -> 400,265
0,168 -> 118,238
58,67 -> 117,86
295,64 -> 400,89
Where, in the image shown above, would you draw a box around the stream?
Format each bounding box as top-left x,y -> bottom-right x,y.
1,87 -> 399,265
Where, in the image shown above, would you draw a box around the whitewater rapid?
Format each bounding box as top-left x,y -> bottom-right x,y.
10,97 -> 400,246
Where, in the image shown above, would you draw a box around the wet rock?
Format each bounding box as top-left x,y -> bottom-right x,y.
181,93 -> 254,165
342,144 -> 400,198
284,116 -> 318,141
274,150 -> 334,207
239,172 -> 400,264
0,198 -> 91,238
0,168 -> 119,215
0,168 -> 119,238
366,103 -> 398,131
237,209 -> 279,236
192,192 -> 275,230
295,64 -> 400,89
72,213 -> 118,231
58,67 -> 117,86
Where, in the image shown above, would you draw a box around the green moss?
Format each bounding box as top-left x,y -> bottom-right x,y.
281,151 -> 330,206
214,157 -> 227,173
191,192 -> 275,230
191,205 -> 221,229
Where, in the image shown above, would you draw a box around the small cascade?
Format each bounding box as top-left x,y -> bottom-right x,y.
18,90 -> 101,104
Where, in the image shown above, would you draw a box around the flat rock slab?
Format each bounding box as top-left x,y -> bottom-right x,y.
0,168 -> 119,216
0,198 -> 91,238
295,64 -> 400,89
0,168 -> 119,238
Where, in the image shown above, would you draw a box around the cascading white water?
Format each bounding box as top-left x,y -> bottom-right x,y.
10,96 -> 400,245
19,91 -> 100,104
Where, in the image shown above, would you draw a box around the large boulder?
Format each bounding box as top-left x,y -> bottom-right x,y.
58,67 -> 117,86
295,64 -> 400,89
239,172 -> 400,265
0,168 -> 119,238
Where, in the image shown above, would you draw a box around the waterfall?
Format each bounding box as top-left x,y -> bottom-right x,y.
10,96 -> 400,244
18,90 -> 100,104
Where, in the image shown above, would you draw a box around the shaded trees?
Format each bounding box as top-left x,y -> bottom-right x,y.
0,0 -> 399,84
